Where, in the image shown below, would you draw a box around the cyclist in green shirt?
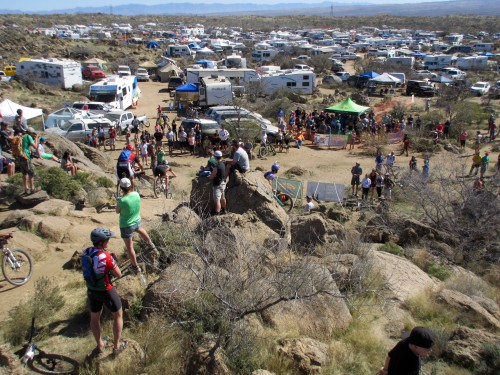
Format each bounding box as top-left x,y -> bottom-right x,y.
115,178 -> 156,273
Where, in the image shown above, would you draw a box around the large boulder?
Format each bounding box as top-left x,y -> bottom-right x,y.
186,344 -> 232,375
443,327 -> 499,368
437,289 -> 500,329
277,337 -> 328,374
91,338 -> 146,375
260,263 -> 352,337
291,213 -> 345,246
37,216 -> 73,243
86,187 -> 116,210
190,171 -> 291,239
75,142 -> 112,172
0,210 -> 32,229
31,199 -> 75,216
163,203 -> 202,232
16,190 -> 50,207
1,227 -> 47,259
370,248 -> 437,302
42,134 -> 84,160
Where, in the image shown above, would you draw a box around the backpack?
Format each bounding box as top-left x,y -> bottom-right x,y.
81,247 -> 103,287
11,135 -> 27,159
118,149 -> 132,161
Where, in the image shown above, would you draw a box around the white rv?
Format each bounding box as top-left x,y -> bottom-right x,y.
472,43 -> 494,52
261,70 -> 316,95
16,58 -> 82,89
165,45 -> 194,57
89,75 -> 141,110
251,49 -> 280,62
186,68 -> 260,86
456,56 -> 489,70
197,76 -> 233,107
423,55 -> 455,70
387,57 -> 415,69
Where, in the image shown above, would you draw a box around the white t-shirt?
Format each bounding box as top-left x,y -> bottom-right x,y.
260,131 -> 267,144
304,201 -> 314,214
361,177 -> 372,189
219,129 -> 229,141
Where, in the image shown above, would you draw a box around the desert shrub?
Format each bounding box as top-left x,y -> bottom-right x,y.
71,171 -> 92,188
378,242 -> 404,256
405,293 -> 456,327
3,278 -> 65,345
426,262 -> 451,281
4,173 -> 24,197
444,275 -> 495,300
147,221 -> 194,257
95,176 -> 114,188
475,342 -> 500,375
412,137 -> 442,153
37,167 -> 83,200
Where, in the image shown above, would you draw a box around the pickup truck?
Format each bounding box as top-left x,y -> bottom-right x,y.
82,65 -> 106,80
117,65 -> 131,76
0,71 -> 11,82
64,118 -> 113,142
102,110 -> 148,133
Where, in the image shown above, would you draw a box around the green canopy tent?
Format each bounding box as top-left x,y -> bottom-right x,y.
324,98 -> 370,115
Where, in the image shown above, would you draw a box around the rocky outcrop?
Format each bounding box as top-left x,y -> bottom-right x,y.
291,213 -> 345,246
187,344 -> 232,375
443,327 -> 499,368
75,142 -> 112,172
437,289 -> 500,329
252,371 -> 276,375
371,249 -> 437,302
31,199 -> 75,216
0,210 -> 32,229
163,203 -> 202,232
92,338 -> 146,375
16,190 -> 50,207
38,216 -> 72,243
277,337 -> 328,374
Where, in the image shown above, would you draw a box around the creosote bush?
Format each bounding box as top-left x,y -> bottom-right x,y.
378,242 -> 404,256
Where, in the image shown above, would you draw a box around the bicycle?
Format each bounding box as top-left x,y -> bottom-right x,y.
115,170 -> 145,199
21,317 -> 79,374
273,190 -> 294,213
1,233 -> 33,286
276,140 -> 289,153
153,175 -> 175,199
258,142 -> 277,158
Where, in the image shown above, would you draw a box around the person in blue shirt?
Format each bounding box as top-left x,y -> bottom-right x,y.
264,162 -> 280,182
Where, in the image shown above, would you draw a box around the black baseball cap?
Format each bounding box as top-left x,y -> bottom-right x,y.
409,327 -> 434,349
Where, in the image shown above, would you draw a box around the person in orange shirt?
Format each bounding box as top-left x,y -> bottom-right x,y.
294,132 -> 305,149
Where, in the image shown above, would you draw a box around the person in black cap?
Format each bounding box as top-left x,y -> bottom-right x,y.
378,326 -> 434,375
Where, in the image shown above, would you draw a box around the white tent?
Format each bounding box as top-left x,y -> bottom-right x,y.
0,99 -> 44,124
370,72 -> 401,85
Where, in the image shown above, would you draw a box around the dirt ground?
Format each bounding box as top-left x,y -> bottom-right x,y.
0,78 -> 496,323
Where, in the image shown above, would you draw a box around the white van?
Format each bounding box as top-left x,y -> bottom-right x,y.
441,67 -> 466,80
205,106 -> 242,118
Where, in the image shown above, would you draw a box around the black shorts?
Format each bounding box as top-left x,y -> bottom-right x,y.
87,288 -> 122,313
221,139 -> 228,146
116,162 -> 134,179
98,136 -> 105,142
351,176 -> 360,186
153,169 -> 166,177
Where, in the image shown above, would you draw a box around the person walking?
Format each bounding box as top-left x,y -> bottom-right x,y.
115,178 -> 156,273
85,228 -> 124,357
209,150 -> 226,215
361,174 -> 372,201
377,326 -> 434,375
459,129 -> 468,151
480,151 -> 490,178
350,162 -> 362,197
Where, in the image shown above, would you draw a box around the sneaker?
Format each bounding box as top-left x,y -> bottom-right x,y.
128,265 -> 142,274
221,208 -> 227,215
111,341 -> 128,358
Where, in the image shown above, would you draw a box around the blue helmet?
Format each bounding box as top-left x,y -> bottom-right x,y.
271,162 -> 280,172
90,228 -> 115,244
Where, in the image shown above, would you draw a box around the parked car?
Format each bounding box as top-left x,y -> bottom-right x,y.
294,55 -> 311,61
406,80 -> 436,97
181,118 -> 221,142
334,72 -> 351,81
117,65 -> 131,76
470,81 -> 491,96
413,70 -> 437,80
102,110 -> 147,133
82,65 -> 106,80
135,68 -> 149,82
322,75 -> 342,85
0,71 -> 12,82
293,64 -> 314,71
441,67 -> 466,80
72,101 -> 114,113
64,118 -> 113,143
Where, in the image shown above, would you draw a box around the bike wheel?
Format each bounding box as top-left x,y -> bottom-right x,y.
153,176 -> 162,198
278,143 -> 284,153
166,183 -> 172,199
258,145 -> 267,158
2,249 -> 33,286
278,193 -> 294,213
29,353 -> 79,375
143,119 -> 150,128
269,144 -> 276,156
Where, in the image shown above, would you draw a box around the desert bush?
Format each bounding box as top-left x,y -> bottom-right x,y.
475,342 -> 500,375
96,176 -> 114,188
405,292 -> 456,327
411,137 -> 442,153
426,262 -> 451,281
37,167 -> 83,200
378,242 -> 404,256
3,278 -> 65,345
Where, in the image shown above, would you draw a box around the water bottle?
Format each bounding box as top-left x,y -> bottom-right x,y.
22,344 -> 35,364
139,273 -> 147,288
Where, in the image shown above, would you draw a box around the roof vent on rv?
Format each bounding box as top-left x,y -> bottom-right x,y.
211,74 -> 219,79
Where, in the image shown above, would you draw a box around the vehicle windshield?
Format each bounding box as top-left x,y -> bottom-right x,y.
103,114 -> 121,122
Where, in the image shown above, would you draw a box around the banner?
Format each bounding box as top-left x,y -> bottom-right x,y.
313,134 -> 348,147
307,181 -> 345,202
272,177 -> 303,200
388,131 -> 404,144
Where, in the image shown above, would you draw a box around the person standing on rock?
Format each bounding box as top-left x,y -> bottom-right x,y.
85,228 -> 124,357
377,326 -> 434,375
209,150 -> 226,215
350,162 -> 362,197
115,178 -> 156,274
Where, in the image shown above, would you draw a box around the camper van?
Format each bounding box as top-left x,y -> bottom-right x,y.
16,58 -> 82,89
165,45 -> 194,57
88,75 -> 141,110
456,56 -> 489,70
423,55 -> 455,70
472,43 -> 494,52
387,57 -> 415,69
186,68 -> 259,86
251,49 -> 280,62
197,76 -> 233,108
260,70 -> 316,95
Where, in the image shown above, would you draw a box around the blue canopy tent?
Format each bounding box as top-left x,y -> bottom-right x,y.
413,52 -> 427,57
175,83 -> 199,103
360,71 -> 380,79
175,83 -> 198,92
188,43 -> 201,50
482,52 -> 494,57
195,59 -> 216,68
146,41 -> 160,49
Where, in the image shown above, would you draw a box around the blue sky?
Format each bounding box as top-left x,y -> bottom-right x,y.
1,0 -> 444,12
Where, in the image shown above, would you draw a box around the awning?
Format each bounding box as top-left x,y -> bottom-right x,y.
0,99 -> 44,122
325,98 -> 370,115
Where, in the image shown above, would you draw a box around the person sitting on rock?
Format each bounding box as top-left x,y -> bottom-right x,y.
303,195 -> 314,214
225,140 -> 250,179
37,137 -> 60,163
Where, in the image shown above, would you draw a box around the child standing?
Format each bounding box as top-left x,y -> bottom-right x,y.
140,140 -> 149,166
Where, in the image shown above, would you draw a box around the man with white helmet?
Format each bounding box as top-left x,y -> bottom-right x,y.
209,150 -> 226,215
153,159 -> 176,194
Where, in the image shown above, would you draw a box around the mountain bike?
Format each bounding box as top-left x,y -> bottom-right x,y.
21,317 -> 79,374
115,170 -> 145,199
153,175 -> 175,199
1,233 -> 33,286
273,190 -> 294,212
259,141 -> 277,158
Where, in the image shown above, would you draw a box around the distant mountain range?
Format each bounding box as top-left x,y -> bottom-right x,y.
0,0 -> 499,16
